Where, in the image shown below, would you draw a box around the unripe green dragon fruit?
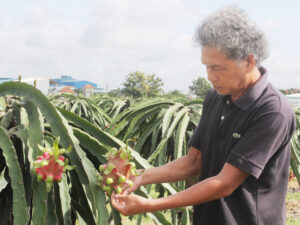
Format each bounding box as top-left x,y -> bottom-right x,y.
33,137 -> 74,192
98,140 -> 139,195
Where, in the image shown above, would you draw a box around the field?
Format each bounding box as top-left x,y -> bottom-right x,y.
286,180 -> 300,225
0,82 -> 300,225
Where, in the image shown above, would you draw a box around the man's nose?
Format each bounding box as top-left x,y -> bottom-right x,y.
207,68 -> 218,83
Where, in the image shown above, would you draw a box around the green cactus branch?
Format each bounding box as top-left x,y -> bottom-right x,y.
0,82 -> 109,224
0,127 -> 29,225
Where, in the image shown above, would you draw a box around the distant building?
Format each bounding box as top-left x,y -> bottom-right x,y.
59,86 -> 76,94
2,75 -> 103,97
286,93 -> 300,107
50,75 -> 99,97
52,75 -> 97,89
0,78 -> 14,84
83,84 -> 94,98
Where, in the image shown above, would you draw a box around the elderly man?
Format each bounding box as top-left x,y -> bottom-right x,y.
112,6 -> 296,225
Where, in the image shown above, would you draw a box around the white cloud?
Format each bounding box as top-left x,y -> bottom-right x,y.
264,53 -> 300,89
0,1 -> 299,93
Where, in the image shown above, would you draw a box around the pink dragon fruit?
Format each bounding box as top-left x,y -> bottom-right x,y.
98,140 -> 140,195
33,137 -> 74,192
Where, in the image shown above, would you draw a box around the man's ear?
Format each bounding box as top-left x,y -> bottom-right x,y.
245,54 -> 256,70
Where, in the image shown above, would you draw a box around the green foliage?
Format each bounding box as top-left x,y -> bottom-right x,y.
0,82 -> 176,224
105,98 -> 202,175
0,83 -> 108,224
189,77 -> 211,99
286,218 -> 300,225
286,191 -> 300,201
122,71 -> 164,98
280,88 -> 300,95
291,116 -> 300,186
107,88 -> 124,98
92,96 -> 133,120
50,93 -> 111,129
0,127 -> 29,225
2,81 -> 298,225
164,90 -> 187,99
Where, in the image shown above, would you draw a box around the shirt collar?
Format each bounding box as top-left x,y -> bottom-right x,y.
229,67 -> 268,111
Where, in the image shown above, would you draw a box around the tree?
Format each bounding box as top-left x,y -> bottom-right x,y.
122,71 -> 164,98
189,77 -> 211,99
107,88 -> 124,98
164,89 -> 187,99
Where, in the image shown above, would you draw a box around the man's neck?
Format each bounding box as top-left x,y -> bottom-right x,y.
231,67 -> 261,101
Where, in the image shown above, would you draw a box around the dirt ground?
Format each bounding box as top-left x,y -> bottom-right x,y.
286,180 -> 300,220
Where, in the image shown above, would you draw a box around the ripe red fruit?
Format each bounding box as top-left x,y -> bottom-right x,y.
33,137 -> 74,192
98,140 -> 140,195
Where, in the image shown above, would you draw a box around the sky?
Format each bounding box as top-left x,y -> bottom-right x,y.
0,0 -> 300,93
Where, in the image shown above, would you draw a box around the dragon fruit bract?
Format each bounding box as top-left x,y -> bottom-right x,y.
98,140 -> 139,195
33,137 -> 74,192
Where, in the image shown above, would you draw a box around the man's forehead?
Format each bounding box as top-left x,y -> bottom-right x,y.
201,47 -> 228,60
201,47 -> 242,66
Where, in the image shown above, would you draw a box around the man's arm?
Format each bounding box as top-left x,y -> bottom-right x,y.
124,147 -> 202,194
142,146 -> 202,184
112,163 -> 249,216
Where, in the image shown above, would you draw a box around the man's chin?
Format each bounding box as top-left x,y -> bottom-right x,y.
214,88 -> 227,96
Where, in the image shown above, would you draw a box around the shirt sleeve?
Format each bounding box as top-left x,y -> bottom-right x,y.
226,112 -> 290,179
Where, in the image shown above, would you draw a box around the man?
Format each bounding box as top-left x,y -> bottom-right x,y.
111,6 -> 296,225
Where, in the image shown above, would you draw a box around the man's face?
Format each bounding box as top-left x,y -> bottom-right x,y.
201,47 -> 249,97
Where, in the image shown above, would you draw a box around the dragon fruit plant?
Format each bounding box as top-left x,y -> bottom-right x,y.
98,140 -> 140,195
33,137 -> 74,192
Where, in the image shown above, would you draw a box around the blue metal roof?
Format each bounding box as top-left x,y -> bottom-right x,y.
75,81 -> 97,89
52,76 -> 97,89
0,78 -> 15,84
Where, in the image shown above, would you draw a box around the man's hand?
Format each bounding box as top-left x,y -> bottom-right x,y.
122,169 -> 144,194
111,192 -> 150,216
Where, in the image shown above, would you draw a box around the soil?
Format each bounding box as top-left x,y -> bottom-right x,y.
286,180 -> 300,220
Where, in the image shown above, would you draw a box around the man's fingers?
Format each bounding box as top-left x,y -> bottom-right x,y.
114,194 -> 128,201
111,193 -> 126,209
122,186 -> 134,195
111,193 -> 118,208
121,183 -> 129,192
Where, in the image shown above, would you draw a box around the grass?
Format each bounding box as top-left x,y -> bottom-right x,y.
286,218 -> 300,225
286,191 -> 300,201
286,179 -> 300,225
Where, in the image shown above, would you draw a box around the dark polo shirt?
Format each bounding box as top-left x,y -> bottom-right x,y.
189,67 -> 296,225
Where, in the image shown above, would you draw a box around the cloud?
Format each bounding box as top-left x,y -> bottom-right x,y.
264,53 -> 300,89
0,0 -> 204,92
0,1 -> 299,93
75,0 -> 204,91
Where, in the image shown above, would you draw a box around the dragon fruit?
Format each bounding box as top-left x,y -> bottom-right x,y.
33,137 -> 74,192
98,140 -> 140,195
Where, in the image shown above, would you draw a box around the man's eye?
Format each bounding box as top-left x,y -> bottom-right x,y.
212,66 -> 223,71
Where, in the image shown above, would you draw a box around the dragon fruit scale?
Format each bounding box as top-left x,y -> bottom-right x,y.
98,140 -> 140,195
33,137 -> 74,192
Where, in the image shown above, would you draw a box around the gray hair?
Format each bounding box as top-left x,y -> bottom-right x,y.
196,6 -> 269,65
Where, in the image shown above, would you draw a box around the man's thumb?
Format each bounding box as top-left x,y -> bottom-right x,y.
115,194 -> 127,201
